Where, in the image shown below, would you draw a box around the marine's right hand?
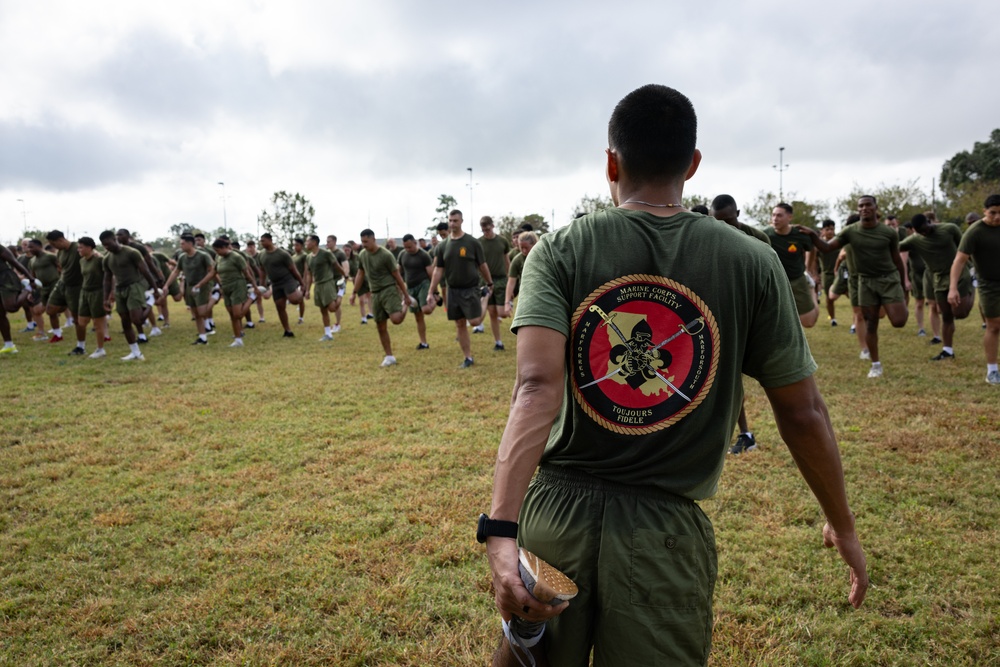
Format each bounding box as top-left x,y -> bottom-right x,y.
487,537 -> 567,623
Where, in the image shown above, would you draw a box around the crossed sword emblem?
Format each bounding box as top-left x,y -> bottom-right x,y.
580,304 -> 704,402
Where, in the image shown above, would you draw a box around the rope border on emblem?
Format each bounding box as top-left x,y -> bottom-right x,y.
570,274 -> 721,435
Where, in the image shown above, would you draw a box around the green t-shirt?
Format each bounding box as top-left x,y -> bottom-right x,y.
259,248 -> 296,284
899,223 -> 963,276
103,245 -> 145,288
347,254 -> 359,277
57,242 -> 82,286
834,222 -> 899,277
307,248 -> 339,284
818,245 -> 839,275
292,251 -> 308,276
358,246 -> 399,292
177,250 -> 214,286
508,245 -> 522,262
399,248 -> 433,288
764,228 -> 814,280
479,235 -> 512,278
958,221 -> 1000,282
197,244 -> 217,259
215,251 -> 248,288
511,208 -> 815,499
79,253 -> 104,291
509,252 -> 527,282
29,252 -> 60,287
152,251 -> 172,277
435,234 -> 486,289
722,219 -> 770,246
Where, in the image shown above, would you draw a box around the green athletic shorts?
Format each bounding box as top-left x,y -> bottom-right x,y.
355,275 -> 370,296
519,465 -> 716,666
78,288 -> 107,319
831,269 -> 849,297
48,281 -> 81,311
222,281 -> 248,308
115,283 -> 146,316
168,280 -> 181,298
789,274 -> 817,316
910,267 -> 925,300
932,268 -> 972,302
858,273 -> 904,307
37,283 -> 55,306
921,271 -> 934,304
408,280 -> 430,313
184,284 -> 211,309
821,271 -> 836,296
486,277 -> 507,307
978,279 -> 1000,319
313,279 -> 338,309
370,287 -> 402,323
0,268 -> 21,299
446,286 -> 482,321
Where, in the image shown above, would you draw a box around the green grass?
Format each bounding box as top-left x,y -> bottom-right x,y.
1,300 -> 997,666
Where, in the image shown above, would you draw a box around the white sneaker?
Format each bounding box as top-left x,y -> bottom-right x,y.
859,349 -> 871,360
472,324 -> 485,333
298,317 -> 304,324
320,334 -> 334,341
229,338 -> 244,348
986,370 -> 1000,385
149,327 -> 163,337
89,348 -> 106,359
121,351 -> 145,361
145,289 -> 155,306
867,365 -> 882,378
380,355 -> 397,367
332,324 -> 341,333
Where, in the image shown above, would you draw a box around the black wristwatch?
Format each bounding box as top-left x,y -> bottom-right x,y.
476,513 -> 518,543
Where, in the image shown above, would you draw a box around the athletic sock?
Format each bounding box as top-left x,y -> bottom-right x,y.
129,342 -> 140,355
138,333 -> 147,341
324,326 -> 332,336
76,340 -> 85,349
199,333 -> 208,342
942,346 -> 954,355
988,364 -> 999,374
53,328 -> 62,337
3,341 -> 14,349
871,361 -> 882,370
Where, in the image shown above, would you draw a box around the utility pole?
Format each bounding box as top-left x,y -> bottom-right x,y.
467,167 -> 476,223
16,199 -> 26,234
773,147 -> 790,201
218,182 -> 227,229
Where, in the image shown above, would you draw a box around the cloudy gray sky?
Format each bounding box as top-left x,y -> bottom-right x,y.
1,0 -> 996,245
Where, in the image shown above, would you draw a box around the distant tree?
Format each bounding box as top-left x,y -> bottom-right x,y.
681,194 -> 711,211
427,194 -> 458,236
744,191 -> 829,229
257,191 -> 316,248
940,129 -> 1000,193
834,181 -> 927,222
936,178 -> 1000,226
571,194 -> 614,220
497,213 -> 550,240
149,237 -> 179,254
169,222 -> 197,238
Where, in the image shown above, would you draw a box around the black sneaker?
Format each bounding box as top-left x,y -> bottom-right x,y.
366,314 -> 374,321
245,321 -> 255,329
460,357 -> 475,369
283,330 -> 295,338
729,432 -> 757,455
137,337 -> 148,345
494,342 -> 505,351
68,347 -> 86,356
416,342 -> 429,350
830,319 -> 838,326
931,350 -> 955,361
192,337 -> 207,345
930,336 -> 942,345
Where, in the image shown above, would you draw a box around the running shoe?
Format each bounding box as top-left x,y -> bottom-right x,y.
930,336 -> 942,345
229,338 -> 244,348
859,349 -> 871,360
380,355 -> 397,367
332,325 -> 341,333
849,325 -> 856,334
319,334 -> 334,341
867,365 -> 883,379
298,317 -> 304,324
0,345 -> 18,355
19,324 -> 36,333
931,350 -> 955,361
192,338 -> 208,345
149,327 -> 163,337
460,357 -> 475,369
366,314 -> 374,321
472,324 -> 485,334
416,342 -> 429,350
32,333 -> 48,342
360,318 -> 367,325
917,328 -> 926,337
987,370 -> 1000,385
48,334 -> 63,343
494,342 -> 505,351
830,319 -> 838,327
283,330 -> 295,338
121,351 -> 145,361
88,349 -> 106,359
68,347 -> 86,356
729,432 -> 757,455
245,321 -> 255,329
503,549 -> 578,667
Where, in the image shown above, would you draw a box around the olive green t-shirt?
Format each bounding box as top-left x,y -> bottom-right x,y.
29,252 -> 60,287
292,251 -> 308,277
399,248 -> 433,288
152,251 -> 173,278
512,208 -> 815,499
259,248 -> 296,284
764,228 -> 814,280
197,244 -> 217,259
818,246 -> 840,275
57,242 -> 82,286
215,251 -> 248,288
899,223 -> 963,276
725,220 -> 770,245
177,250 -> 214,286
479,235 -> 512,278
307,248 -> 339,284
103,246 -> 145,288
79,253 -> 105,291
509,252 -> 526,282
358,246 -> 399,292
435,234 -> 486,289
835,222 -> 899,277
959,221 -> 1000,282
347,254 -> 359,277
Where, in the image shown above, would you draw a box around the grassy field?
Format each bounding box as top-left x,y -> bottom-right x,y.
1,297 -> 997,666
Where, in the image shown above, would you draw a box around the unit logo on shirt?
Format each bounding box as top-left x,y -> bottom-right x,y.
570,274 -> 719,434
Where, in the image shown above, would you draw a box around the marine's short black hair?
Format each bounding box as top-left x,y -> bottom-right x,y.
710,194 -> 736,210
436,222 -> 449,232
180,234 -> 196,244
776,202 -> 793,215
79,236 -> 96,248
308,234 -> 320,244
608,84 -> 697,184
99,230 -> 116,241
690,204 -> 709,215
822,219 -> 835,228
45,230 -> 65,241
984,194 -> 1000,209
360,229 -> 375,239
212,238 -> 229,249
910,213 -> 929,230
402,233 -> 415,242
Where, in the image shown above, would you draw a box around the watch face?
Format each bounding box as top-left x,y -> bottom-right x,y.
476,513 -> 488,543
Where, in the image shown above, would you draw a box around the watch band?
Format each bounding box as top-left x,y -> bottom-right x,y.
477,513 -> 518,543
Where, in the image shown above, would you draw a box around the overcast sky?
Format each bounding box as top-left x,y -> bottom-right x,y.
1,0 -> 996,245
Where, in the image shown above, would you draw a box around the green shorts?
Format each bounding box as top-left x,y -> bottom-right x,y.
0,267 -> 21,299
222,281 -> 248,308
910,267 -> 926,300
486,277 -> 507,307
313,279 -> 339,309
115,283 -> 147,316
48,281 -> 81,311
408,280 -> 430,313
520,465 -> 716,666
185,284 -> 211,309
789,274 -> 817,316
821,271 -> 836,296
167,280 -> 181,298
37,283 -> 55,306
355,275 -> 370,296
271,277 -> 300,301
978,279 -> 1000,319
78,288 -> 107,319
933,269 -> 972,303
446,286 -> 482,321
831,269 -> 849,297
858,273 -> 904,308
370,287 -> 402,322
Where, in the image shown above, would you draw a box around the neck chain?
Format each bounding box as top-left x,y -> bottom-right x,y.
622,198 -> 684,209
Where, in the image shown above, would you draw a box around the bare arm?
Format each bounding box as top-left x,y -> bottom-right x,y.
948,251 -> 971,308
890,246 -> 906,288
487,326 -> 568,623
763,376 -> 868,609
426,266 -> 444,306
797,226 -> 840,253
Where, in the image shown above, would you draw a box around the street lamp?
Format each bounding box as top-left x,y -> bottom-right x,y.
467,167 -> 476,223
16,198 -> 26,234
773,147 -> 790,201
217,182 -> 227,230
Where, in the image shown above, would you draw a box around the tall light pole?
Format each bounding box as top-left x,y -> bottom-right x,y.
773,147 -> 790,201
467,167 -> 476,223
16,198 -> 26,234
217,182 -> 227,230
